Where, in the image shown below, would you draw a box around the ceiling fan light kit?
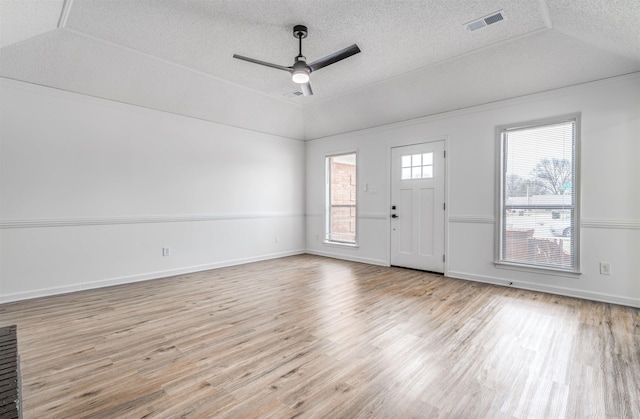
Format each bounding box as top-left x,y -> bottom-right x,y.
291,59 -> 310,84
233,25 -> 360,96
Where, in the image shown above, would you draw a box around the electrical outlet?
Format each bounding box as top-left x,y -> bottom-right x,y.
162,247 -> 170,256
600,262 -> 611,275
274,236 -> 279,244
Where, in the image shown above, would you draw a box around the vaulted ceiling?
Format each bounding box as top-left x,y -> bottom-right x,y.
1,0 -> 639,139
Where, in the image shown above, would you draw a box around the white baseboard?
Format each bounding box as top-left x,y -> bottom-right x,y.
3,252 -> 636,309
447,270 -> 640,308
305,249 -> 389,267
0,250 -> 305,304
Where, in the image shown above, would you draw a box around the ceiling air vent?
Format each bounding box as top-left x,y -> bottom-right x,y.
465,10 -> 505,32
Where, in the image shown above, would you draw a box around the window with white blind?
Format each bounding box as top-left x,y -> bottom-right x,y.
326,153 -> 357,245
496,115 -> 580,273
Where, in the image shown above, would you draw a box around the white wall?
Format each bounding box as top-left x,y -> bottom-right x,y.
2,74 -> 638,308
306,74 -> 640,307
0,78 -> 306,302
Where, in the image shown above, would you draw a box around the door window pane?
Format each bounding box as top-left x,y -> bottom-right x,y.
401,152 -> 433,179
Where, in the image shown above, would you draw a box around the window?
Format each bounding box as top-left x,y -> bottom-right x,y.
401,152 -> 433,179
326,153 -> 357,244
497,115 -> 579,272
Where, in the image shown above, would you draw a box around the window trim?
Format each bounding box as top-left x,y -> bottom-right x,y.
325,151 -> 358,246
494,113 -> 581,275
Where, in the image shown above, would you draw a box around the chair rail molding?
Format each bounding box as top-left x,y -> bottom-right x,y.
0,212 -> 304,229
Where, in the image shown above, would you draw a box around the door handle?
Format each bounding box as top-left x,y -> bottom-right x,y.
391,214 -> 399,218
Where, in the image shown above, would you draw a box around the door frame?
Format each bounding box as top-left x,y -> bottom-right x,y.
387,137 -> 449,274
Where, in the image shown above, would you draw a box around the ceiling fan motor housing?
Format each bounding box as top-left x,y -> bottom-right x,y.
293,59 -> 308,70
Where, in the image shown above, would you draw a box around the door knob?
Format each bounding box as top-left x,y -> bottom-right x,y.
391,214 -> 399,218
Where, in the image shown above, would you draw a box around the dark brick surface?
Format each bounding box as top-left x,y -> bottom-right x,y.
0,326 -> 19,419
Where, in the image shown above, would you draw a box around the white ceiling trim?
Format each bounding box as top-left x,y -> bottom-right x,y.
58,0 -> 74,29
306,26 -> 552,109
60,27 -> 303,108
538,0 -> 553,29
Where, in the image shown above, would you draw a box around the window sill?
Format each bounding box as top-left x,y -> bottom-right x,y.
323,241 -> 359,249
494,261 -> 581,278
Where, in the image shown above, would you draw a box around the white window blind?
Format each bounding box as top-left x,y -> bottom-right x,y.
326,153 -> 357,244
499,118 -> 578,272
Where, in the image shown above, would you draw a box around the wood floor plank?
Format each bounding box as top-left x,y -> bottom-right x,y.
1,254 -> 639,418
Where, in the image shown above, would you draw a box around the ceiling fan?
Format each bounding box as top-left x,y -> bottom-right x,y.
233,25 -> 361,97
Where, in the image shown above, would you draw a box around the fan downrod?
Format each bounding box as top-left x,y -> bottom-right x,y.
293,25 -> 308,39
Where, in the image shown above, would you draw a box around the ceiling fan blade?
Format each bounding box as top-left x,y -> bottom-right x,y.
300,82 -> 313,96
308,44 -> 361,72
233,54 -> 292,72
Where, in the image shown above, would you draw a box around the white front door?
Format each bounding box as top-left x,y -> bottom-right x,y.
390,141 -> 445,272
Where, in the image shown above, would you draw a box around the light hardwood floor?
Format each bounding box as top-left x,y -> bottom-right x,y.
1,254 -> 639,418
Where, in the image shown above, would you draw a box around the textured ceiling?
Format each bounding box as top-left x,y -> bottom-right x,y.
1,0 -> 639,137
60,0 -> 549,101
0,0 -> 63,48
